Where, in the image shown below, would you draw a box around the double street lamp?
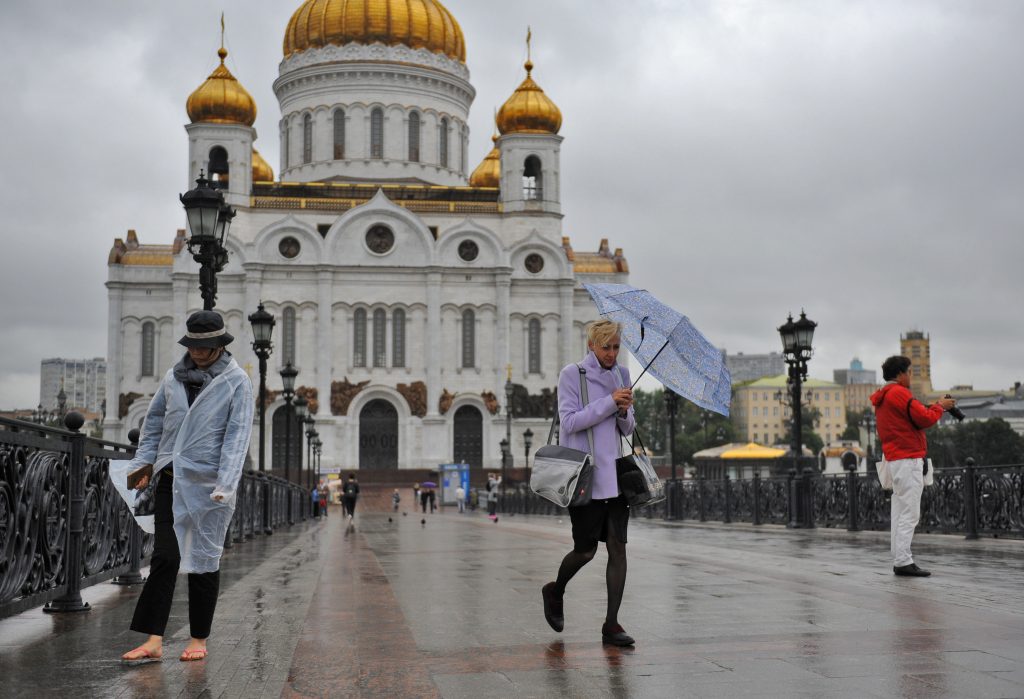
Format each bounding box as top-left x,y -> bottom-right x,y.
180,172 -> 235,311
861,411 -> 877,463
305,417 -> 318,490
248,303 -> 275,472
294,394 -> 309,486
280,362 -> 299,484
503,365 -> 514,495
778,310 -> 818,529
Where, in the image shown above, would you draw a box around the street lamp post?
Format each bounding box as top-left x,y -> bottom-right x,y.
180,172 -> 235,311
280,362 -> 298,484
778,310 -> 817,528
861,411 -> 877,469
313,438 -> 322,497
504,365 -> 514,495
248,303 -> 275,472
523,427 -> 534,470
499,437 -> 510,503
293,395 -> 308,487
304,417 -> 316,489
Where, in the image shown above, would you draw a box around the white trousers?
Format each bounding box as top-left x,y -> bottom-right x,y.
890,458 -> 924,566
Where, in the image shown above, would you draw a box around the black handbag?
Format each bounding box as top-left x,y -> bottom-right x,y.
615,427 -> 666,507
133,471 -> 159,517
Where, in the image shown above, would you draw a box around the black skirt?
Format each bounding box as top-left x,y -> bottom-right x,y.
568,495 -> 629,552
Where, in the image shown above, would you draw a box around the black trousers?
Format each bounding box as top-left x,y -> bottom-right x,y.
130,470 -> 220,639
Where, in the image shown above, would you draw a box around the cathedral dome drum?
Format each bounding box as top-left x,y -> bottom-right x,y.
186,48 -> 257,126
284,0 -> 466,63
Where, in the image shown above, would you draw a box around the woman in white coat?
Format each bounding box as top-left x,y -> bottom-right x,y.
121,311 -> 254,664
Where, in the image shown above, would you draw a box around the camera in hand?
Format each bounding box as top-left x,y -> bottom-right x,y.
944,394 -> 966,422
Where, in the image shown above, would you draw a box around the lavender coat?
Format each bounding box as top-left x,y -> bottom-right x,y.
558,351 -> 636,500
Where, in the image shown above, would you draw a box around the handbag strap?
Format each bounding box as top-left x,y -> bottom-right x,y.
544,365 -> 597,460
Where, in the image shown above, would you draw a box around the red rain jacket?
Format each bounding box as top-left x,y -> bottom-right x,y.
870,382 -> 944,460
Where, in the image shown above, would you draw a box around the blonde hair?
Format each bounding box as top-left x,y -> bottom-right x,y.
587,319 -> 622,348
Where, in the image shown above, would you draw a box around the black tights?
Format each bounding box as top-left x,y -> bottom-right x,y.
553,536 -> 627,626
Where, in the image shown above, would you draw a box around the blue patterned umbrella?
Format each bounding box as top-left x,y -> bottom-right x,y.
584,283 -> 732,416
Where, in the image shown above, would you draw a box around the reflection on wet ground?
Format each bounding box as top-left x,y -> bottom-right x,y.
1,508 -> 1022,698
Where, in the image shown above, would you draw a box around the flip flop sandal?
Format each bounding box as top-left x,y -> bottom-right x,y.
179,648 -> 208,662
121,649 -> 163,666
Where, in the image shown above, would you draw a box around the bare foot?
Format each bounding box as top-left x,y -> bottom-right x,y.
121,642 -> 162,664
179,638 -> 208,662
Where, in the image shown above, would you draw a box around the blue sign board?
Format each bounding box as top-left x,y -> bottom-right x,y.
439,463 -> 470,505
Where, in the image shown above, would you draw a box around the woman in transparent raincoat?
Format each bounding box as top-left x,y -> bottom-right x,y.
120,311 -> 254,664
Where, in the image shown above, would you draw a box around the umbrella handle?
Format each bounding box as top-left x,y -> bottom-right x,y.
630,338 -> 671,389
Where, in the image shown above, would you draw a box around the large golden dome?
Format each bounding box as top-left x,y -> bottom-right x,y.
469,133 -> 500,187
252,148 -> 274,182
284,0 -> 466,63
186,48 -> 257,126
496,60 -> 561,135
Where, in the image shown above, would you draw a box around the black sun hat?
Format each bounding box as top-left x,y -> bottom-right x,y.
178,310 -> 234,349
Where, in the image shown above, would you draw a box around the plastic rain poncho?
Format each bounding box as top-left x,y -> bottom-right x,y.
124,357 -> 254,574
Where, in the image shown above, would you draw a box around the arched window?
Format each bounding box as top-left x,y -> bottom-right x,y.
439,117 -> 449,168
408,112 -> 420,162
208,146 -> 229,187
528,318 -> 541,374
370,108 -> 384,159
373,309 -> 387,367
392,308 -> 406,368
523,156 -> 542,200
333,108 -> 345,159
353,308 -> 367,367
461,309 -> 475,369
141,322 -> 155,377
302,113 -> 312,164
282,307 -> 296,365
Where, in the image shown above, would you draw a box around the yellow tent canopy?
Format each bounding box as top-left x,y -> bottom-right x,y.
720,442 -> 787,460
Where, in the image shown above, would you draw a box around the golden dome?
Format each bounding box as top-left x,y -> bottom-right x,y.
186,47 -> 257,126
469,134 -> 500,187
284,0 -> 466,63
252,148 -> 274,182
496,60 -> 562,135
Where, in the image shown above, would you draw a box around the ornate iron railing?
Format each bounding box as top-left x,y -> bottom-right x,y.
0,414 -> 312,620
498,460 -> 1024,540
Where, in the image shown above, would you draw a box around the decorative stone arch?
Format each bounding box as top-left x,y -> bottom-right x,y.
437,219 -> 506,267
510,229 -> 572,279
125,395 -> 153,435
252,215 -> 324,264
348,386 -> 413,470
269,398 -> 305,475
325,189 -> 436,263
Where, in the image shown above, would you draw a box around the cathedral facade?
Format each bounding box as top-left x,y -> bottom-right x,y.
104,0 -> 629,473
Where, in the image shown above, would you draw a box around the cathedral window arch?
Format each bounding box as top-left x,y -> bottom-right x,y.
370,108 -> 384,159
523,156 -> 543,200
461,309 -> 475,369
282,307 -> 297,365
302,113 -> 313,164
392,308 -> 406,368
141,322 -> 155,377
372,309 -> 387,368
353,308 -> 367,367
439,117 -> 449,168
333,108 -> 345,159
408,112 -> 420,162
208,146 -> 229,188
528,318 -> 542,374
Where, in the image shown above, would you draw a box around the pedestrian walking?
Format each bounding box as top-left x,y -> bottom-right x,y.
871,355 -> 955,577
342,473 -> 360,521
311,484 -> 320,517
420,487 -> 429,513
319,482 -> 328,517
392,488 -> 401,512
541,320 -> 637,646
456,484 -> 466,513
428,487 -> 436,513
120,310 -> 254,664
486,473 -> 500,519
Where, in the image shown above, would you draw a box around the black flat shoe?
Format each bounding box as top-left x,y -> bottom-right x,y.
602,623 -> 635,646
542,582 -> 564,632
894,563 -> 931,577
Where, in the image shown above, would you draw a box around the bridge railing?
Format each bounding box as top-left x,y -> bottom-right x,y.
497,459 -> 1024,540
0,414 -> 311,620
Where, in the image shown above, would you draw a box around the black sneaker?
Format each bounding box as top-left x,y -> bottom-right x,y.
894,563 -> 931,577
542,582 -> 564,632
601,623 -> 635,646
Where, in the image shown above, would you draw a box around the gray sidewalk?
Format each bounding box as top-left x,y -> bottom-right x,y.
1,507 -> 1022,698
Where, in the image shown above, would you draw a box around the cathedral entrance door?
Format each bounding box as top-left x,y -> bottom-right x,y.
452,405 -> 483,469
359,399 -> 398,470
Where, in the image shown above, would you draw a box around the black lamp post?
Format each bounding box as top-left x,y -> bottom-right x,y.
778,310 -> 817,529
248,303 -> 275,472
862,411 -> 877,465
294,395 -> 309,488
180,172 -> 236,311
663,390 -> 680,482
504,366 -> 514,494
523,427 -> 534,468
499,437 -> 510,499
306,422 -> 318,490
280,362 -> 298,484
57,384 -> 67,421
312,437 -> 322,495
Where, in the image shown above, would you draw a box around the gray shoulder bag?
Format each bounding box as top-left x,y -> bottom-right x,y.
529,365 -> 596,508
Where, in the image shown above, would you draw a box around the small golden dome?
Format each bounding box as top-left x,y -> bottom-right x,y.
186,47 -> 257,126
252,148 -> 274,182
469,134 -> 500,188
284,0 -> 466,63
496,60 -> 562,135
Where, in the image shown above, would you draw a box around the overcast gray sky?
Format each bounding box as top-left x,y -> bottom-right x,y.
1,0 -> 1021,409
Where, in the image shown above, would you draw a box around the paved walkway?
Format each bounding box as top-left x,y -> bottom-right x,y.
2,506 -> 1023,698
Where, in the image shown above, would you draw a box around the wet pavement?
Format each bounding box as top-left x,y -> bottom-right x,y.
2,507 -> 1023,698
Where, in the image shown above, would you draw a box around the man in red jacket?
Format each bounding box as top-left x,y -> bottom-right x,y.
871,356 -> 955,577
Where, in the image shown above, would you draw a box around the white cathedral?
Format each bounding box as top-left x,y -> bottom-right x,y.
103,0 -> 629,474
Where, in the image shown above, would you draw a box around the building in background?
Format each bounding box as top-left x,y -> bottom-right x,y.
726,352 -> 785,384
900,330 -> 933,396
731,375 -> 847,447
833,357 -> 880,415
40,358 -> 106,414
833,357 -> 876,386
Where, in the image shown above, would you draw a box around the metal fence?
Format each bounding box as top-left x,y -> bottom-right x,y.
498,459 -> 1024,540
0,414 -> 311,621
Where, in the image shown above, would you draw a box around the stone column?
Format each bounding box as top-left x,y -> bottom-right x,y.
317,267 -> 333,421
495,272 -> 511,397
426,268 -> 442,415
104,281 -> 124,440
